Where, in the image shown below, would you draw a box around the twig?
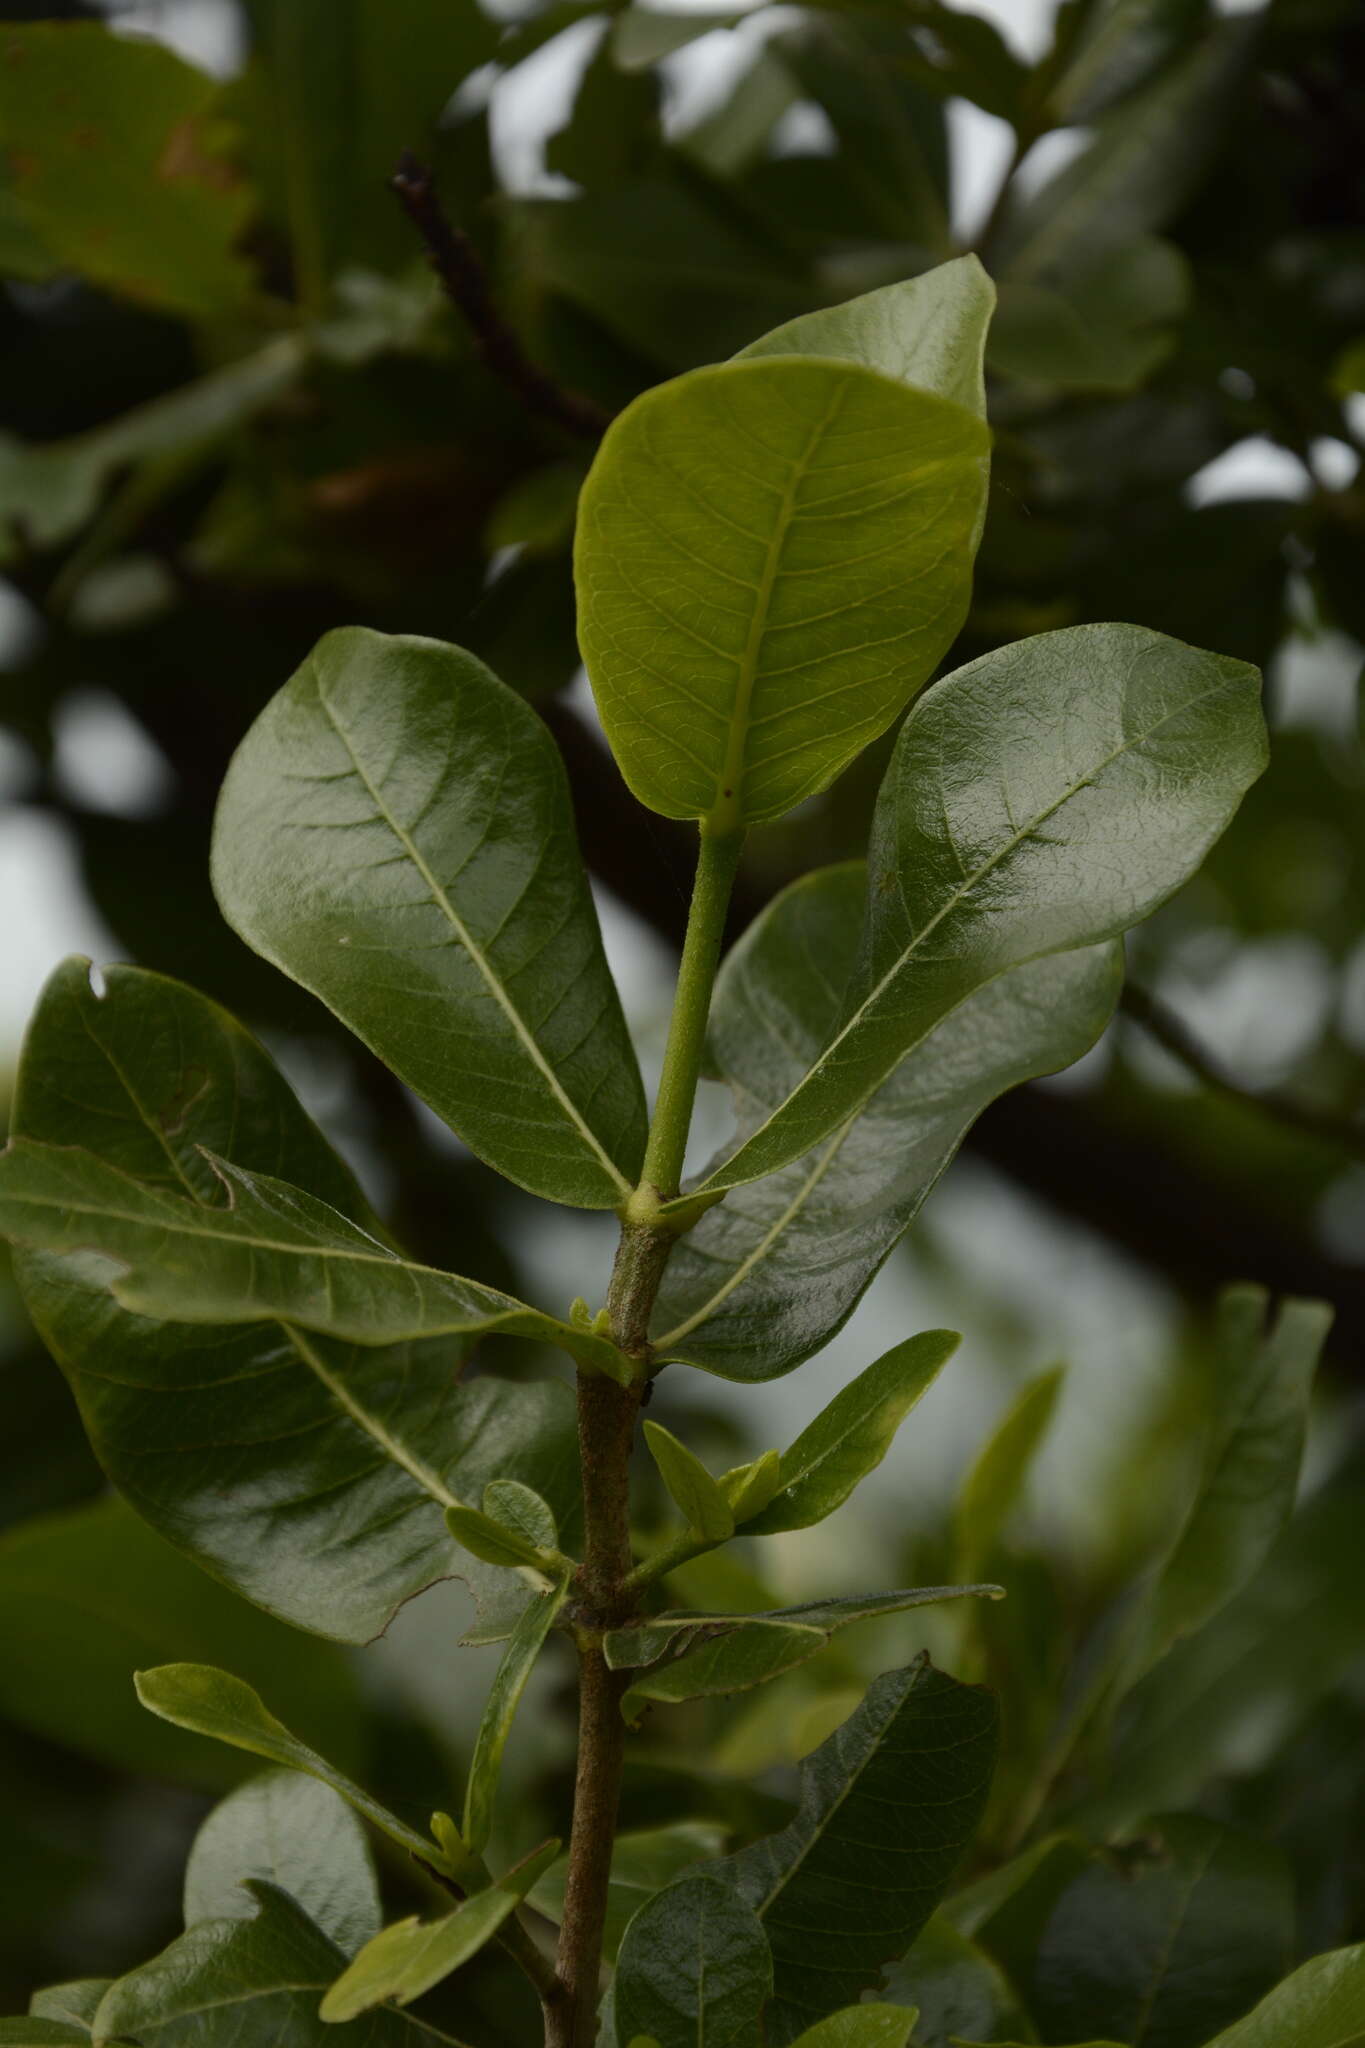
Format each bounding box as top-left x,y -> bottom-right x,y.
391,151 -> 613,441
1121,982 -> 1365,1163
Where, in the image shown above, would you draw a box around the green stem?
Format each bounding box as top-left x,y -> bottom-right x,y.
635,826 -> 744,1206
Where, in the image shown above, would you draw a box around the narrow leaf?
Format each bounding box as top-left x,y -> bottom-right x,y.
953,1367 -> 1065,1578
576,357 -> 990,829
606,1586 -> 1003,1672
134,1665 -> 447,1872
1199,1941 -> 1365,2047
644,1421 -> 735,1541
462,1583 -> 567,1856
720,1449 -> 783,1523
652,868 -> 1120,1381
688,625 -> 1266,1200
614,1874 -> 773,2048
445,1506 -> 559,1574
709,1655 -> 998,2043
7,957 -> 583,1644
183,1771 -> 380,1952
622,1624 -> 825,1725
91,1883 -> 462,2047
212,628 -> 646,1209
743,1334 -> 960,1532
0,2026 -> 87,2046
319,1842 -> 560,2019
0,1139 -> 628,1380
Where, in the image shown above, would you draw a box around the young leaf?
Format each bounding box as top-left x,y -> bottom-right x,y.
7,957 -> 583,1643
788,2010 -> 917,2048
183,1771 -> 380,1953
484,1479 -> 560,1556
0,1494 -> 363,1786
0,1140 -> 629,1380
134,1664 -> 451,1872
319,1842 -> 561,2020
735,257 -> 994,418
644,1421 -> 736,1541
685,625 -> 1266,1202
1008,1814 -> 1293,2048
607,1586 -> 1003,1673
529,1822 -> 728,1964
622,1623 -> 825,1726
655,857 -> 1118,1380
575,357 -> 990,830
720,1449 -> 783,1523
25,1987 -> 107,2035
462,1583 -> 568,1857
1136,1285 -> 1332,1673
741,1333 -> 961,1533
614,1874 -> 773,2048
445,1506 -> 560,1575
652,868 -> 1120,1381
709,1655 -> 999,2042
90,1882 -> 461,2047
212,628 -> 646,1210
1198,1941 -> 1365,2047
953,1366 -> 1065,1579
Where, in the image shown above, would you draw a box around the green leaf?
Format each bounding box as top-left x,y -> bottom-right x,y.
720,1449 -> 783,1523
736,257 -> 994,419
622,1624 -> 825,1726
0,1139 -> 627,1378
652,866 -> 1119,1380
1049,0 -> 1211,122
484,1479 -> 561,1556
743,1334 -> 960,1531
687,624 -> 1266,1201
319,1841 -> 560,2020
1137,1286 -> 1332,1673
212,628 -> 646,1210
789,2010 -> 917,2048
91,1883 -> 461,2048
880,1914 -> 1027,2047
988,238 -> 1190,394
1010,1814 -> 1293,2048
183,1771 -> 380,1953
575,354 -> 990,830
644,1421 -> 736,1542
0,2026 -> 88,2045
26,1987 -> 107,2035
462,1583 -> 568,1857
709,1655 -> 999,2042
0,1494 -> 362,1786
607,1586 -> 1003,1673
0,23 -> 252,318
445,1506 -> 561,1575
134,1664 -> 450,1873
8,956 -> 583,1643
1199,1942 -> 1365,2047
953,1367 -> 1065,1579
529,1822 -> 729,1965
614,1874 -> 773,2048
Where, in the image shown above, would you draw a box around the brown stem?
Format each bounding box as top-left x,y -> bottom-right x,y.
391,151 -> 613,441
549,1636 -> 633,2048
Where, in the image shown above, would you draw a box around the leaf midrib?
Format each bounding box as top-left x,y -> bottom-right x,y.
313,671 -> 632,1199
703,668 -> 1238,1191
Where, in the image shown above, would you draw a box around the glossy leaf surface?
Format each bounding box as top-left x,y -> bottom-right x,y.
735,257 -> 994,418
741,1334 -> 961,1532
614,1874 -> 772,2048
462,1583 -> 567,1856
212,628 -> 645,1208
691,624 -> 1266,1198
710,1656 -> 998,2042
576,357 -> 989,829
652,866 -> 1119,1379
183,1771 -> 380,1953
0,1494 -> 361,1784
91,1884 -> 456,2047
319,1842 -> 560,2019
0,1140 -> 624,1376
135,1665 -> 446,1870
7,956 -> 582,1642
1018,1815 -> 1293,2048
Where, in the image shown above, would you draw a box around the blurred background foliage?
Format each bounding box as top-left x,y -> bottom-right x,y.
0,0 -> 1363,2032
